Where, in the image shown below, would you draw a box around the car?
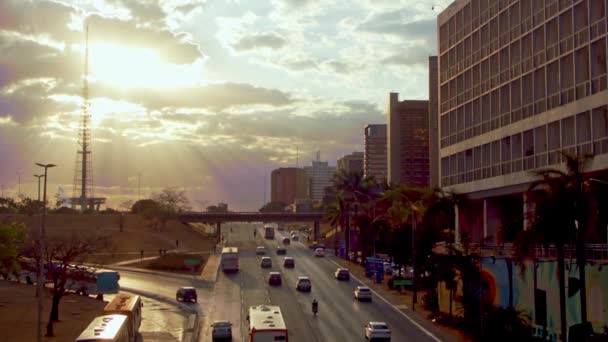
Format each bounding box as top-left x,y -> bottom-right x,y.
283,257 -> 295,268
210,320 -> 232,340
299,225 -> 309,232
268,272 -> 282,286
365,321 -> 391,341
291,234 -> 299,241
354,286 -> 372,302
309,242 -> 326,250
282,237 -> 291,245
334,268 -> 350,280
277,246 -> 287,255
256,246 -> 266,255
176,287 -> 197,303
314,248 -> 325,257
260,257 -> 272,268
296,276 -> 311,292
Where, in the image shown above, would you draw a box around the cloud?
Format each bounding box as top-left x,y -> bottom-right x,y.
321,59 -> 354,74
278,57 -> 319,71
232,32 -> 288,51
380,49 -> 430,66
356,9 -> 436,43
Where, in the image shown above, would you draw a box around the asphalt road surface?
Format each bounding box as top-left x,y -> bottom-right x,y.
202,222 -> 443,342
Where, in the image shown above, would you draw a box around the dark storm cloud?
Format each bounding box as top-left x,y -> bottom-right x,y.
232,32 -> 288,51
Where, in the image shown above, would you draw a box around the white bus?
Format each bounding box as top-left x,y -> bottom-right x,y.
221,247 -> 239,273
248,305 -> 288,342
104,293 -> 142,342
75,314 -> 129,342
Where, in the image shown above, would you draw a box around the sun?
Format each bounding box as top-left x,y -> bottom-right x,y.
88,43 -> 200,88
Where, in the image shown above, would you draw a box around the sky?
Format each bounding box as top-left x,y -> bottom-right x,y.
0,0 -> 453,211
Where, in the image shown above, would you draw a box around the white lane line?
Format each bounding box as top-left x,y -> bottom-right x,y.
326,258 -> 443,342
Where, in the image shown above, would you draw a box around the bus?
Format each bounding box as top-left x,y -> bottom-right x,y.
75,314 -> 130,342
248,305 -> 288,342
264,225 -> 275,239
65,269 -> 120,296
104,293 -> 142,342
221,247 -> 239,273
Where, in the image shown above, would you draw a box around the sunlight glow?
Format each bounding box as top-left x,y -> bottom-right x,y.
89,43 -> 202,88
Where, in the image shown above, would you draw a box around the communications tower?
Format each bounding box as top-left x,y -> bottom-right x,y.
70,25 -> 105,212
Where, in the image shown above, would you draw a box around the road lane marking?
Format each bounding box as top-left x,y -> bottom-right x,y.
326,258 -> 443,342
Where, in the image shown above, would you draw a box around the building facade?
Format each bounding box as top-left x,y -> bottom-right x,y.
387,93 -> 430,187
337,152 -> 364,175
364,124 -> 388,181
304,160 -> 336,203
429,56 -> 440,188
438,0 -> 608,243
270,168 -> 308,205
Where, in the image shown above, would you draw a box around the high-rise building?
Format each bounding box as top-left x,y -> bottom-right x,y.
337,152 -> 364,175
270,168 -> 308,205
364,124 -> 388,181
387,93 -> 430,187
304,159 -> 336,203
438,0 -> 608,245
429,56 -> 440,189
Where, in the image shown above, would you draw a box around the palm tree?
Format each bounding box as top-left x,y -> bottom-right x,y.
518,153 -> 593,341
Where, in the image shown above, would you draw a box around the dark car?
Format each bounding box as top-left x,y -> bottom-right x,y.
283,257 -> 295,268
176,287 -> 197,303
309,242 -> 326,250
335,268 -> 350,280
277,247 -> 287,255
268,272 -> 282,286
282,237 -> 291,245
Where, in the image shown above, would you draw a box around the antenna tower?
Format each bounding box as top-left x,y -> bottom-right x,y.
72,24 -> 94,212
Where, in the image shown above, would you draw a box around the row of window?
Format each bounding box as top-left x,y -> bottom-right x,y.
440,105 -> 608,186
440,44 -> 607,148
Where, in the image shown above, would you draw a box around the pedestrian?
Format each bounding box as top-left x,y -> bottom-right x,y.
158,249 -> 162,256
140,249 -> 144,259
176,239 -> 179,248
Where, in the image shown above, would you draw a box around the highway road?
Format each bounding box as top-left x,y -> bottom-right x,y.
201,222 -> 443,342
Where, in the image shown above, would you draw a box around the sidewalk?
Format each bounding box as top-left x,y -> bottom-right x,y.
328,256 -> 474,342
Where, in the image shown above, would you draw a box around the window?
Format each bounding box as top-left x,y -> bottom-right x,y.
548,121 -> 561,164
592,106 -> 608,154
535,125 -> 547,167
512,133 -> 522,172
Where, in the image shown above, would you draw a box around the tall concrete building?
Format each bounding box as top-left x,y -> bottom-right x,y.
364,124 -> 388,181
387,93 -> 430,187
429,56 -> 440,189
271,167 -> 308,205
304,158 -> 336,203
438,0 -> 608,244
337,152 -> 364,175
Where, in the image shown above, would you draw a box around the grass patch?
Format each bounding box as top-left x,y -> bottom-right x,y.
127,253 -> 208,275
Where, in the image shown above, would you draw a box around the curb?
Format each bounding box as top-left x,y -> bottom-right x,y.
100,264 -> 212,285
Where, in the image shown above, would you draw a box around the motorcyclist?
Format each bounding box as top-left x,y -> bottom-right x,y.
312,299 -> 318,315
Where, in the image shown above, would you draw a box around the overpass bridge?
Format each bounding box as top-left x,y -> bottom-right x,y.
178,212 -> 327,242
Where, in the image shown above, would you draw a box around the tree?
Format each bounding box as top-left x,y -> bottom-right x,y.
16,197 -> 44,216
259,201 -> 288,212
119,200 -> 134,213
131,199 -> 159,214
517,153 -> 594,341
0,222 -> 26,279
139,188 -> 192,231
21,233 -> 103,336
0,197 -> 18,214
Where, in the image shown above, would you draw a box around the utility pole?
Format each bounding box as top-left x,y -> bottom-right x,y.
36,163 -> 56,342
136,172 -> 142,200
17,171 -> 22,198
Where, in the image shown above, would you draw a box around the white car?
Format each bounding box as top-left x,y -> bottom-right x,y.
314,248 -> 325,257
365,321 -> 390,341
354,286 -> 372,302
211,320 -> 232,339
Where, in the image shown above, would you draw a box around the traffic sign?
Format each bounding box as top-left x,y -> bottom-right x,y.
393,279 -> 412,286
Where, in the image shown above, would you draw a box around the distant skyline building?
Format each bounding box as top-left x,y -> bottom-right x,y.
429,56 -> 440,189
337,152 -> 364,175
387,93 -> 429,187
304,157 -> 336,203
270,167 -> 308,205
364,124 -> 388,181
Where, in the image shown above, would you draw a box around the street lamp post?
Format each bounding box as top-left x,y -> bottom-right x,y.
35,163 -> 56,342
34,175 -> 44,202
